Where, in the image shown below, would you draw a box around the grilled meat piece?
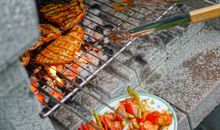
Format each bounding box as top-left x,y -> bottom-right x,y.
40,0 -> 86,30
20,51 -> 31,66
29,24 -> 61,51
36,25 -> 84,66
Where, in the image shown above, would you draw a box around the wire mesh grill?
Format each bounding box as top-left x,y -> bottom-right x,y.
27,0 -> 214,123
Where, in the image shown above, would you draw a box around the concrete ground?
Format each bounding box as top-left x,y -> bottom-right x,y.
135,23 -> 220,130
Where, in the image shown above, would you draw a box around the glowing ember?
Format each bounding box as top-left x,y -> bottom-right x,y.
50,91 -> 63,101
30,85 -> 46,105
48,66 -> 64,87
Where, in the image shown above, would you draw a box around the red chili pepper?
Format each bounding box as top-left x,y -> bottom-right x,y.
124,102 -> 134,115
146,112 -> 160,125
81,123 -> 89,130
136,117 -> 143,123
78,128 -> 82,130
115,114 -> 123,121
99,116 -> 108,130
139,125 -> 144,130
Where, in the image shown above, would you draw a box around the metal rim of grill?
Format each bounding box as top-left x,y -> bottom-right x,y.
28,0 -> 216,126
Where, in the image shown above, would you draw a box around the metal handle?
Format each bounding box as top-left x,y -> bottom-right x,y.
190,3 -> 220,23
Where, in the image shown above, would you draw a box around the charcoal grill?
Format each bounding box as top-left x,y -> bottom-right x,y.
26,0 -> 216,128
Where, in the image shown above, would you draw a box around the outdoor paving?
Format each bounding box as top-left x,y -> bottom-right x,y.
140,27 -> 220,129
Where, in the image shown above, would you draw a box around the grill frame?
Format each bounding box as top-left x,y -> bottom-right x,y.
28,0 -> 215,123
30,0 -> 177,119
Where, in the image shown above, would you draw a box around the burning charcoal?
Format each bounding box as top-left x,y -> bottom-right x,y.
94,26 -> 104,34
103,24 -> 114,29
42,107 -> 50,114
48,99 -> 57,108
103,24 -> 114,44
38,78 -> 47,88
90,4 -> 101,15
65,96 -> 74,105
90,4 -> 101,10
177,3 -> 184,8
85,38 -> 95,45
103,46 -> 114,56
58,86 -> 65,93
103,37 -> 110,44
75,77 -> 83,84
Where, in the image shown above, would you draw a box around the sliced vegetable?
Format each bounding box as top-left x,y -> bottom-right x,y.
79,90 -> 173,130
158,113 -> 173,126
112,0 -> 134,11
146,112 -> 160,125
99,116 -> 108,130
137,108 -> 142,118
136,117 -> 143,123
142,111 -> 150,121
127,113 -> 135,119
133,121 -> 140,129
88,120 -> 101,130
122,120 -> 126,127
81,123 -> 89,130
127,87 -> 142,118
116,105 -> 127,117
104,113 -> 115,129
115,114 -> 123,121
93,110 -> 103,128
139,125 -> 144,130
127,87 -> 140,101
143,121 -> 159,130
124,102 -> 134,115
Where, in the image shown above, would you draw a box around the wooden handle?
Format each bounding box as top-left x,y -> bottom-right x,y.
190,4 -> 220,23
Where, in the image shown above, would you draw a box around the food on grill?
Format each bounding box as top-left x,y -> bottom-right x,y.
112,0 -> 134,11
112,0 -> 178,11
40,0 -> 87,30
78,87 -> 173,130
36,25 -> 84,66
20,51 -> 31,66
29,24 -> 61,51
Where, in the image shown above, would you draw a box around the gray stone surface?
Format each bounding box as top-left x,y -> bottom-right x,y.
0,0 -> 39,72
91,70 -> 127,97
208,18 -> 220,31
0,60 -> 54,130
53,106 -> 82,130
114,23 -> 205,83
141,27 -> 220,129
166,23 -> 205,56
106,59 -> 140,87
76,88 -> 109,108
49,117 -> 67,130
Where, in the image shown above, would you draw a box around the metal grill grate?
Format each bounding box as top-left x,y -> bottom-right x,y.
27,0 -> 210,124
